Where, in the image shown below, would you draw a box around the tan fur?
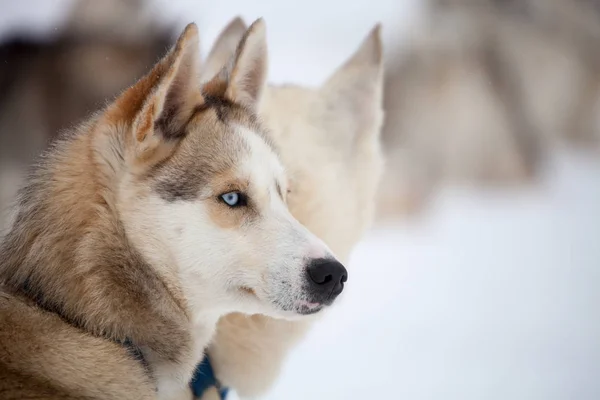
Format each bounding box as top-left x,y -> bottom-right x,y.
0,288 -> 155,400
198,20 -> 385,397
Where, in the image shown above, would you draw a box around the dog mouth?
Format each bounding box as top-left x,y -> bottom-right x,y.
240,286 -> 326,316
267,297 -> 326,317
295,300 -> 324,315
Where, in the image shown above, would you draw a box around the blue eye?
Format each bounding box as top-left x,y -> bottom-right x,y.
220,191 -> 246,207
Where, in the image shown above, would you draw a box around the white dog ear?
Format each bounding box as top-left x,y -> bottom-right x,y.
320,24 -> 384,139
203,18 -> 268,112
201,17 -> 248,82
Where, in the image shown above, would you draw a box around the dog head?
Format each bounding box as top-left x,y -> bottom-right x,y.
101,21 -> 347,320
202,19 -> 385,262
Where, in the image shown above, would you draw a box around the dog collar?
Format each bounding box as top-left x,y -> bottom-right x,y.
190,355 -> 229,399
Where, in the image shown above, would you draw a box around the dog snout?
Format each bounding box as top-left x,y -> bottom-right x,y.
306,258 -> 348,303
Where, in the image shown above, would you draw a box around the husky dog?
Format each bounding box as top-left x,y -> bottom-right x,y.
192,18 -> 384,398
0,20 -> 349,400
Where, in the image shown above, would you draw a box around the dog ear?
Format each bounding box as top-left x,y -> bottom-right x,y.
107,23 -> 201,168
201,17 -> 248,82
202,18 -> 268,112
320,24 -> 384,139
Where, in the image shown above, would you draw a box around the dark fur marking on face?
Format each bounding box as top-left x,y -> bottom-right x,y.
151,95 -> 238,202
154,101 -> 186,141
154,179 -> 204,202
151,93 -> 279,203
202,94 -> 236,123
198,91 -> 277,154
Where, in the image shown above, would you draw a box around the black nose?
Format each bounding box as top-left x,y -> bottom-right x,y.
306,258 -> 348,302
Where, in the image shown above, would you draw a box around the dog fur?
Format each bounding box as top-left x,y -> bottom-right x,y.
196,18 -> 385,398
0,20 -> 348,400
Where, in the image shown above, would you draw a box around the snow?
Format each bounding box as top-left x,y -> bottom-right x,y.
251,150 -> 600,400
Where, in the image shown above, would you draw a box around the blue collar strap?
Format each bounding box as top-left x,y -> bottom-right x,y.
190,355 -> 229,399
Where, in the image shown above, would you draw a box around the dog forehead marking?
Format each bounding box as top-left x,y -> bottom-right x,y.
236,124 -> 285,192
150,115 -> 279,203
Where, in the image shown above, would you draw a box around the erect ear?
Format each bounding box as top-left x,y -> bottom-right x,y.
107,23 -> 201,168
202,18 -> 268,112
320,24 -> 384,138
200,17 -> 248,82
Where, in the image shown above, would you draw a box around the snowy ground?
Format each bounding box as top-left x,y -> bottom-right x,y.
2,1 -> 600,399
255,150 -> 600,400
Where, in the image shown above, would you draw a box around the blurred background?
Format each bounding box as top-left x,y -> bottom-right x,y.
1,0 -> 599,399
